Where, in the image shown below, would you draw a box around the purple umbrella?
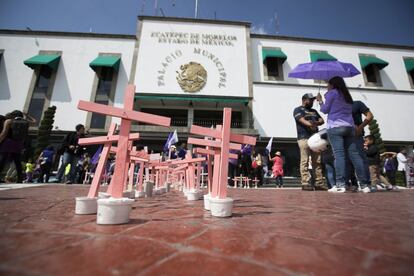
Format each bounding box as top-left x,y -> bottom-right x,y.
288,60 -> 360,81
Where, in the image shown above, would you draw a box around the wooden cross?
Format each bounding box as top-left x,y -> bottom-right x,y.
129,148 -> 149,193
232,175 -> 244,188
78,123 -> 116,198
187,108 -> 256,199
170,154 -> 206,191
78,123 -> 140,198
193,146 -> 238,193
78,84 -> 171,198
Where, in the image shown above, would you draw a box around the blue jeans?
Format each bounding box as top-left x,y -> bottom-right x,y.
327,127 -> 369,188
56,152 -> 79,183
325,162 -> 336,189
346,135 -> 371,185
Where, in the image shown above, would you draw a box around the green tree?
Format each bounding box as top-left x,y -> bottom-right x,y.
34,106 -> 57,157
368,118 -> 386,154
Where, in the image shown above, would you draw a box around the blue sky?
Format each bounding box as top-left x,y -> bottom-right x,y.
1,0 -> 414,46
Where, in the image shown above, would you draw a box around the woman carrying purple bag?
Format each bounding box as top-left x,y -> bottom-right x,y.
316,76 -> 370,193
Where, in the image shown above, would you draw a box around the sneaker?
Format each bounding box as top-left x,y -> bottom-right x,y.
349,185 -> 359,192
328,186 -> 346,193
301,185 -> 314,191
360,187 -> 371,193
65,180 -> 72,184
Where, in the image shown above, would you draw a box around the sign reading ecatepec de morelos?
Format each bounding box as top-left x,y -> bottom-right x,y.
151,32 -> 237,46
152,32 -> 235,92
135,20 -> 249,97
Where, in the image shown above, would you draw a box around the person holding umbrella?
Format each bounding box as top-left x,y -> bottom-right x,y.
293,93 -> 326,191
316,76 -> 370,193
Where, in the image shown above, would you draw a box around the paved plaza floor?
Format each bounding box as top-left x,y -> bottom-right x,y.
0,184 -> 413,275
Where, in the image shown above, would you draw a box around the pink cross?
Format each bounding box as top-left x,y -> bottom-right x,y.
78,123 -> 140,198
193,147 -> 238,193
129,149 -> 149,192
170,154 -> 206,190
77,84 -> 171,198
187,108 -> 256,199
232,176 -> 243,188
251,177 -> 260,189
78,123 -> 116,198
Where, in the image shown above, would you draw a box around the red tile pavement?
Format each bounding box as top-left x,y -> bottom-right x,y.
0,185 -> 414,275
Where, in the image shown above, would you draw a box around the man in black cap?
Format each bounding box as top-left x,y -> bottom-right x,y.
293,93 -> 326,191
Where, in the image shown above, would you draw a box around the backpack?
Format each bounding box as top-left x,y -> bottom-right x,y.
10,117 -> 29,142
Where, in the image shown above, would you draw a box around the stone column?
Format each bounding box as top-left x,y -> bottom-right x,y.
188,107 -> 194,127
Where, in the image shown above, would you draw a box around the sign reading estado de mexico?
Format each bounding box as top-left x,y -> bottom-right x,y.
134,19 -> 250,97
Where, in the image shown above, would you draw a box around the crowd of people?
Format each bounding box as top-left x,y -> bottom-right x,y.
0,117 -> 93,184
1,76 -> 413,190
294,76 -> 413,192
226,146 -> 285,188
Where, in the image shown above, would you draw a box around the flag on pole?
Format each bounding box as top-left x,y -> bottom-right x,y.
266,137 -> 273,155
163,129 -> 179,152
91,145 -> 103,165
163,132 -> 172,152
241,144 -> 252,155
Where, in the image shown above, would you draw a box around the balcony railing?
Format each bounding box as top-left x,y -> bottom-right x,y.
188,119 -> 254,129
142,118 -> 254,129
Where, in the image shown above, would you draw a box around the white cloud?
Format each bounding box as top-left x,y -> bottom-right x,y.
251,24 -> 267,35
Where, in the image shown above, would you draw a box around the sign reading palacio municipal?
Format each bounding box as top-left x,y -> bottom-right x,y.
134,18 -> 250,97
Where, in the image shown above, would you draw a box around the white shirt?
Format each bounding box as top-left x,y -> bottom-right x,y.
397,152 -> 407,171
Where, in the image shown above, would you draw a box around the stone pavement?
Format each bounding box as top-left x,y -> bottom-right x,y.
0,185 -> 413,275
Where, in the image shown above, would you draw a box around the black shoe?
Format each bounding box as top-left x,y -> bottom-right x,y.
314,185 -> 328,191
302,185 -> 314,191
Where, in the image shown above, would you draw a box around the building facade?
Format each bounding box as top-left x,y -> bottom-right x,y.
1,16 -> 413,176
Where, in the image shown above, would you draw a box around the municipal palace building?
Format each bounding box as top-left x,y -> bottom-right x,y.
1,16 -> 413,176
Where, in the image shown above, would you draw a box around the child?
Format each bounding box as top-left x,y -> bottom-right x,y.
252,151 -> 263,186
24,159 -> 35,183
38,145 -> 55,183
270,151 -> 284,188
382,152 -> 397,188
364,135 -> 392,191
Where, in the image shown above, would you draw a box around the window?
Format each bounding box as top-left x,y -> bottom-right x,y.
309,50 -> 336,63
364,64 -> 378,83
27,66 -> 53,125
309,50 -> 337,84
403,57 -> 414,89
409,70 -> 414,88
359,55 -> 388,87
264,57 -> 281,80
140,108 -> 188,127
90,67 -> 114,129
262,48 -> 286,81
194,110 -> 243,128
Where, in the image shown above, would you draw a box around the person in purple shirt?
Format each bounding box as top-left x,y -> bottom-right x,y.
316,76 -> 370,193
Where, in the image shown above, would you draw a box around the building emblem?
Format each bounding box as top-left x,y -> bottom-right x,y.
176,62 -> 207,92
